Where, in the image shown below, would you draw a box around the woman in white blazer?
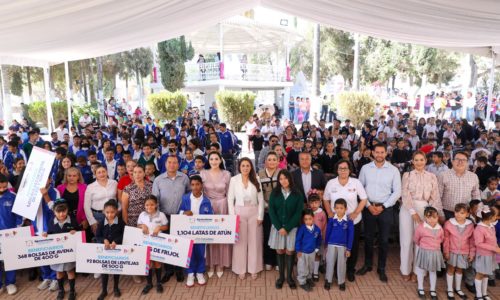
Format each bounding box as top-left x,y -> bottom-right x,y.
228,157 -> 265,280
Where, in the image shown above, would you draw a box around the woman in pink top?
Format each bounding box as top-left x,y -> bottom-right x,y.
472,208 -> 500,300
56,167 -> 88,228
272,144 -> 288,170
200,152 -> 232,278
413,207 -> 445,300
400,151 -> 443,281
443,203 -> 475,299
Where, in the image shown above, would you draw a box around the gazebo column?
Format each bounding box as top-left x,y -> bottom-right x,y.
219,23 -> 224,79
486,48 -> 496,128
64,61 -> 73,135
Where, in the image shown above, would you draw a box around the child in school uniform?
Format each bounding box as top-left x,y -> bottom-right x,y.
36,179 -> 60,292
414,207 -> 445,300
324,198 -> 354,291
0,174 -> 22,295
472,207 -> 500,300
307,192 -> 326,281
95,199 -> 125,300
178,175 -> 214,287
443,203 -> 475,300
137,195 -> 168,294
295,209 -> 322,292
45,198 -> 80,300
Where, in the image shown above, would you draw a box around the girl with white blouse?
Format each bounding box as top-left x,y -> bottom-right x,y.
228,158 -> 264,280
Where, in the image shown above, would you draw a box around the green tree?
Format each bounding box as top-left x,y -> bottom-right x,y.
157,36 -> 194,91
123,48 -> 153,103
10,70 -> 23,96
413,47 -> 460,88
215,90 -> 256,131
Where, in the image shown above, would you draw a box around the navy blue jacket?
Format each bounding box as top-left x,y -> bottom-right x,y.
47,215 -> 80,234
95,216 -> 125,244
325,215 -> 354,251
178,193 -> 214,215
218,131 -> 234,154
0,191 -> 22,230
295,224 -> 322,254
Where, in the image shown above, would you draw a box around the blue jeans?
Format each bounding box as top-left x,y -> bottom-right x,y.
362,206 -> 394,271
0,263 -> 16,287
187,244 -> 206,274
289,108 -> 294,122
466,108 -> 475,122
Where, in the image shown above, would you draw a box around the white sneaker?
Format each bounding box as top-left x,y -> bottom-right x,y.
37,279 -> 51,290
265,264 -> 272,271
186,274 -> 195,287
196,273 -> 206,285
94,273 -> 101,279
49,280 -> 59,291
6,284 -> 17,295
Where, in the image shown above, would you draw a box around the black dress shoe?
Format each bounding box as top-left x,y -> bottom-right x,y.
339,283 -> 346,291
113,288 -> 121,297
347,272 -> 355,282
306,278 -> 315,287
287,279 -> 297,289
176,270 -> 185,282
465,283 -> 476,294
97,292 -> 108,300
275,278 -> 284,289
161,272 -> 173,284
488,279 -> 495,286
324,282 -> 331,290
319,264 -> 326,274
156,284 -> 164,293
356,266 -> 372,275
378,271 -> 388,282
300,283 -> 312,292
142,284 -> 153,295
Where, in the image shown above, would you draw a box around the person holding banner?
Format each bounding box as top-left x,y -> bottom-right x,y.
268,170 -> 304,289
0,174 -> 22,295
228,158 -> 265,280
95,199 -> 125,300
56,167 -> 88,230
45,199 -> 80,300
178,175 -> 214,287
200,152 -> 231,278
137,195 -> 168,294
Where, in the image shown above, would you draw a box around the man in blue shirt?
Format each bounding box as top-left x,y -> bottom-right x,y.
356,143 -> 401,283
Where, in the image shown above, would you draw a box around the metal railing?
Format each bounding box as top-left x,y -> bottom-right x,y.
184,62 -> 288,82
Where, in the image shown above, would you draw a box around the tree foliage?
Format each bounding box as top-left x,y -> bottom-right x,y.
147,91 -> 187,121
215,90 -> 256,131
10,70 -> 23,96
158,36 -> 194,91
337,92 -> 376,128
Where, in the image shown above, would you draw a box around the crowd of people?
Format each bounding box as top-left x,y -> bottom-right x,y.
0,93 -> 499,300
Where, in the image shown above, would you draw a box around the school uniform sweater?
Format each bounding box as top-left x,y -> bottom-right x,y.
413,222 -> 444,251
0,191 -> 22,230
443,218 -> 475,256
295,224 -> 322,254
95,216 -> 125,244
474,222 -> 498,256
325,215 -> 354,251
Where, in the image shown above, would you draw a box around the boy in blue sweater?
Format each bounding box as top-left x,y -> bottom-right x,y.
0,174 -> 23,295
295,209 -> 322,292
324,198 -> 354,291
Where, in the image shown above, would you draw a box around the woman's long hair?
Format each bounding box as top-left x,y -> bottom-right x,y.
238,157 -> 261,192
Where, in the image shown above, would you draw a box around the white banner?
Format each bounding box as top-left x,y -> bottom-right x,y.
170,215 -> 239,244
123,226 -> 193,267
0,226 -> 34,260
3,231 -> 85,271
76,243 -> 150,275
13,147 -> 56,221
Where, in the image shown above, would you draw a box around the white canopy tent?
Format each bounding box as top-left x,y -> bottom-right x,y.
1,0 -> 499,127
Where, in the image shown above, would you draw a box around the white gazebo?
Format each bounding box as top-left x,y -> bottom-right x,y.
182,16 -> 301,119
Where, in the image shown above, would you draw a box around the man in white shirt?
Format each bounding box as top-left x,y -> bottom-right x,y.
423,118 -> 437,138
79,112 -> 92,129
260,120 -> 272,144
54,120 -> 69,141
103,148 -> 118,180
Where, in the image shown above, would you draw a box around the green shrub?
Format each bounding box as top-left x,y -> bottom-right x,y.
147,91 -> 187,121
215,90 -> 256,131
337,92 -> 376,128
26,101 -> 100,128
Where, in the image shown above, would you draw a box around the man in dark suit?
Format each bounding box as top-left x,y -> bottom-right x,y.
292,152 -> 327,202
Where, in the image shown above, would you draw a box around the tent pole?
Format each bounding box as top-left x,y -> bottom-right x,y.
44,66 -> 54,133
486,49 -> 496,128
0,65 -> 5,124
64,61 -> 73,136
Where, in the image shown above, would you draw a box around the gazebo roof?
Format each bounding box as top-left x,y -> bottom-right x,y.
186,16 -> 302,54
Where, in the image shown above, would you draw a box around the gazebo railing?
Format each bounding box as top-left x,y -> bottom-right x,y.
185,62 -> 289,82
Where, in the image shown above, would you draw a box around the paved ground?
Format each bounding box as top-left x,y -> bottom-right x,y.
11,244 -> 500,300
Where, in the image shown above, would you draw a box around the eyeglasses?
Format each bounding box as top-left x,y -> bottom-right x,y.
453,158 -> 468,163
338,167 -> 350,171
